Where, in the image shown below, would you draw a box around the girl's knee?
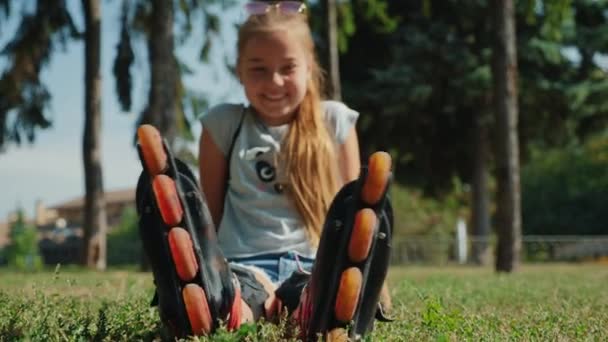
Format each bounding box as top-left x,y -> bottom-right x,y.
230,264 -> 272,321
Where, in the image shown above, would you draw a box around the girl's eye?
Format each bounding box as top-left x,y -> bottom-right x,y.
281,64 -> 296,74
249,67 -> 266,74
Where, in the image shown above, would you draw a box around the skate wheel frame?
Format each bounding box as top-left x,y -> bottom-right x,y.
348,208 -> 377,263
169,227 -> 199,282
334,267 -> 362,322
137,124 -> 168,176
329,152 -> 391,337
361,152 -> 392,205
183,284 -> 213,336
152,175 -> 184,226
139,124 -> 219,337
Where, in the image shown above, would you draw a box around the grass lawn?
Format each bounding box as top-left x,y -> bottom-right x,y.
0,263 -> 606,341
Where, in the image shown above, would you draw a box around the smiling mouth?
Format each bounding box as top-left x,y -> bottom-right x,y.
262,94 -> 287,102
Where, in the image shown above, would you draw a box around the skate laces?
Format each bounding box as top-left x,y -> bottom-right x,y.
294,253 -> 311,275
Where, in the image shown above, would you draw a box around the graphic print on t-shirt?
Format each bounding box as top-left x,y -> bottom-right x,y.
240,146 -> 284,194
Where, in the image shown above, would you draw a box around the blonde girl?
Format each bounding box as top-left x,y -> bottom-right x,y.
135,2 -> 393,340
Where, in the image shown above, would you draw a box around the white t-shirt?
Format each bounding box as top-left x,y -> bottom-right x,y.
200,101 -> 359,259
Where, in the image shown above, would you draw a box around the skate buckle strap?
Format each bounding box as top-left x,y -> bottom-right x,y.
227,277 -> 242,330
296,285 -> 313,338
375,302 -> 395,322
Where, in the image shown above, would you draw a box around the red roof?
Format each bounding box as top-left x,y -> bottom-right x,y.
50,188 -> 135,210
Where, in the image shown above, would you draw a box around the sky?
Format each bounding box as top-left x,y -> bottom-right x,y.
0,2 -> 246,221
2,2 -> 607,223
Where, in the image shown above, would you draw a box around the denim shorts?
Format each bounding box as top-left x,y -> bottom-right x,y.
228,251 -> 314,284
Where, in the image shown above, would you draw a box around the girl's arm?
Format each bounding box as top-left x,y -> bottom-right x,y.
199,129 -> 228,229
338,126 -> 361,185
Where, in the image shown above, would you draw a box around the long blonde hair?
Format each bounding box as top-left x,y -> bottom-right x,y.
237,12 -> 339,247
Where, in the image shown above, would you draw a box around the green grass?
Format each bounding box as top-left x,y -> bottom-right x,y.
0,263 -> 606,341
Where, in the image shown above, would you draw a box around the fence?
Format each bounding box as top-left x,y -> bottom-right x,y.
390,235 -> 608,265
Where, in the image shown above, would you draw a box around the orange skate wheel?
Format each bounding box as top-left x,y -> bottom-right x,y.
326,328 -> 349,341
348,208 -> 377,263
334,267 -> 362,323
137,124 -> 168,176
182,284 -> 213,336
361,152 -> 392,206
168,227 -> 199,281
152,175 -> 183,226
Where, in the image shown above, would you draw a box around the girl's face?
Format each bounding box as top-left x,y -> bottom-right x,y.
238,29 -> 311,126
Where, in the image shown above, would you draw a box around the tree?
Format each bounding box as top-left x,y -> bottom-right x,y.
81,0 -> 107,270
113,0 -> 238,155
471,112 -> 492,265
111,0 -> 237,268
336,0 -> 605,180
138,0 -> 179,145
324,0 -> 342,100
0,0 -> 107,269
334,1 -> 601,240
0,0 -> 79,150
309,0 -> 396,101
492,0 -> 521,272
522,136 -> 608,236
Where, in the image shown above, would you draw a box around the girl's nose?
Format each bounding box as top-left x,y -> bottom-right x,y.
271,72 -> 284,86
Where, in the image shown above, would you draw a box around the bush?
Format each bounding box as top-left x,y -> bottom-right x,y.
107,207 -> 142,266
522,135 -> 608,235
391,178 -> 469,236
390,179 -> 469,263
6,211 -> 43,271
0,247 -> 6,265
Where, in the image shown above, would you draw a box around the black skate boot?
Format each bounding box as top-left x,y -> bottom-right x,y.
135,124 -> 242,338
293,151 -> 394,341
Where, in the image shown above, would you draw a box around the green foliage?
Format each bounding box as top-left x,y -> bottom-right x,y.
337,0 -> 608,194
517,0 -> 608,150
391,181 -> 469,237
522,134 -> 608,235
6,210 -> 43,271
340,1 -> 494,192
1,265 -> 607,340
0,0 -> 80,150
353,0 -> 399,34
390,180 -> 470,264
113,0 -> 235,147
107,206 -> 142,266
0,270 -> 162,340
309,0 -> 398,57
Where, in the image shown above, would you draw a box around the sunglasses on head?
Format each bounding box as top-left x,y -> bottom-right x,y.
245,1 -> 307,16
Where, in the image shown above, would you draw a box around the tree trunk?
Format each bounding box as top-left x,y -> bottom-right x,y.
471,112 -> 491,265
81,0 -> 107,270
137,0 -> 176,271
326,0 -> 341,100
140,0 -> 177,145
492,0 -> 522,273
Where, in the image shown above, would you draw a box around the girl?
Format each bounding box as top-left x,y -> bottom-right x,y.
135,1 -> 393,340
200,0 -> 359,289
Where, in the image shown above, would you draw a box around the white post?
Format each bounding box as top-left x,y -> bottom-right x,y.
456,218 -> 468,264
